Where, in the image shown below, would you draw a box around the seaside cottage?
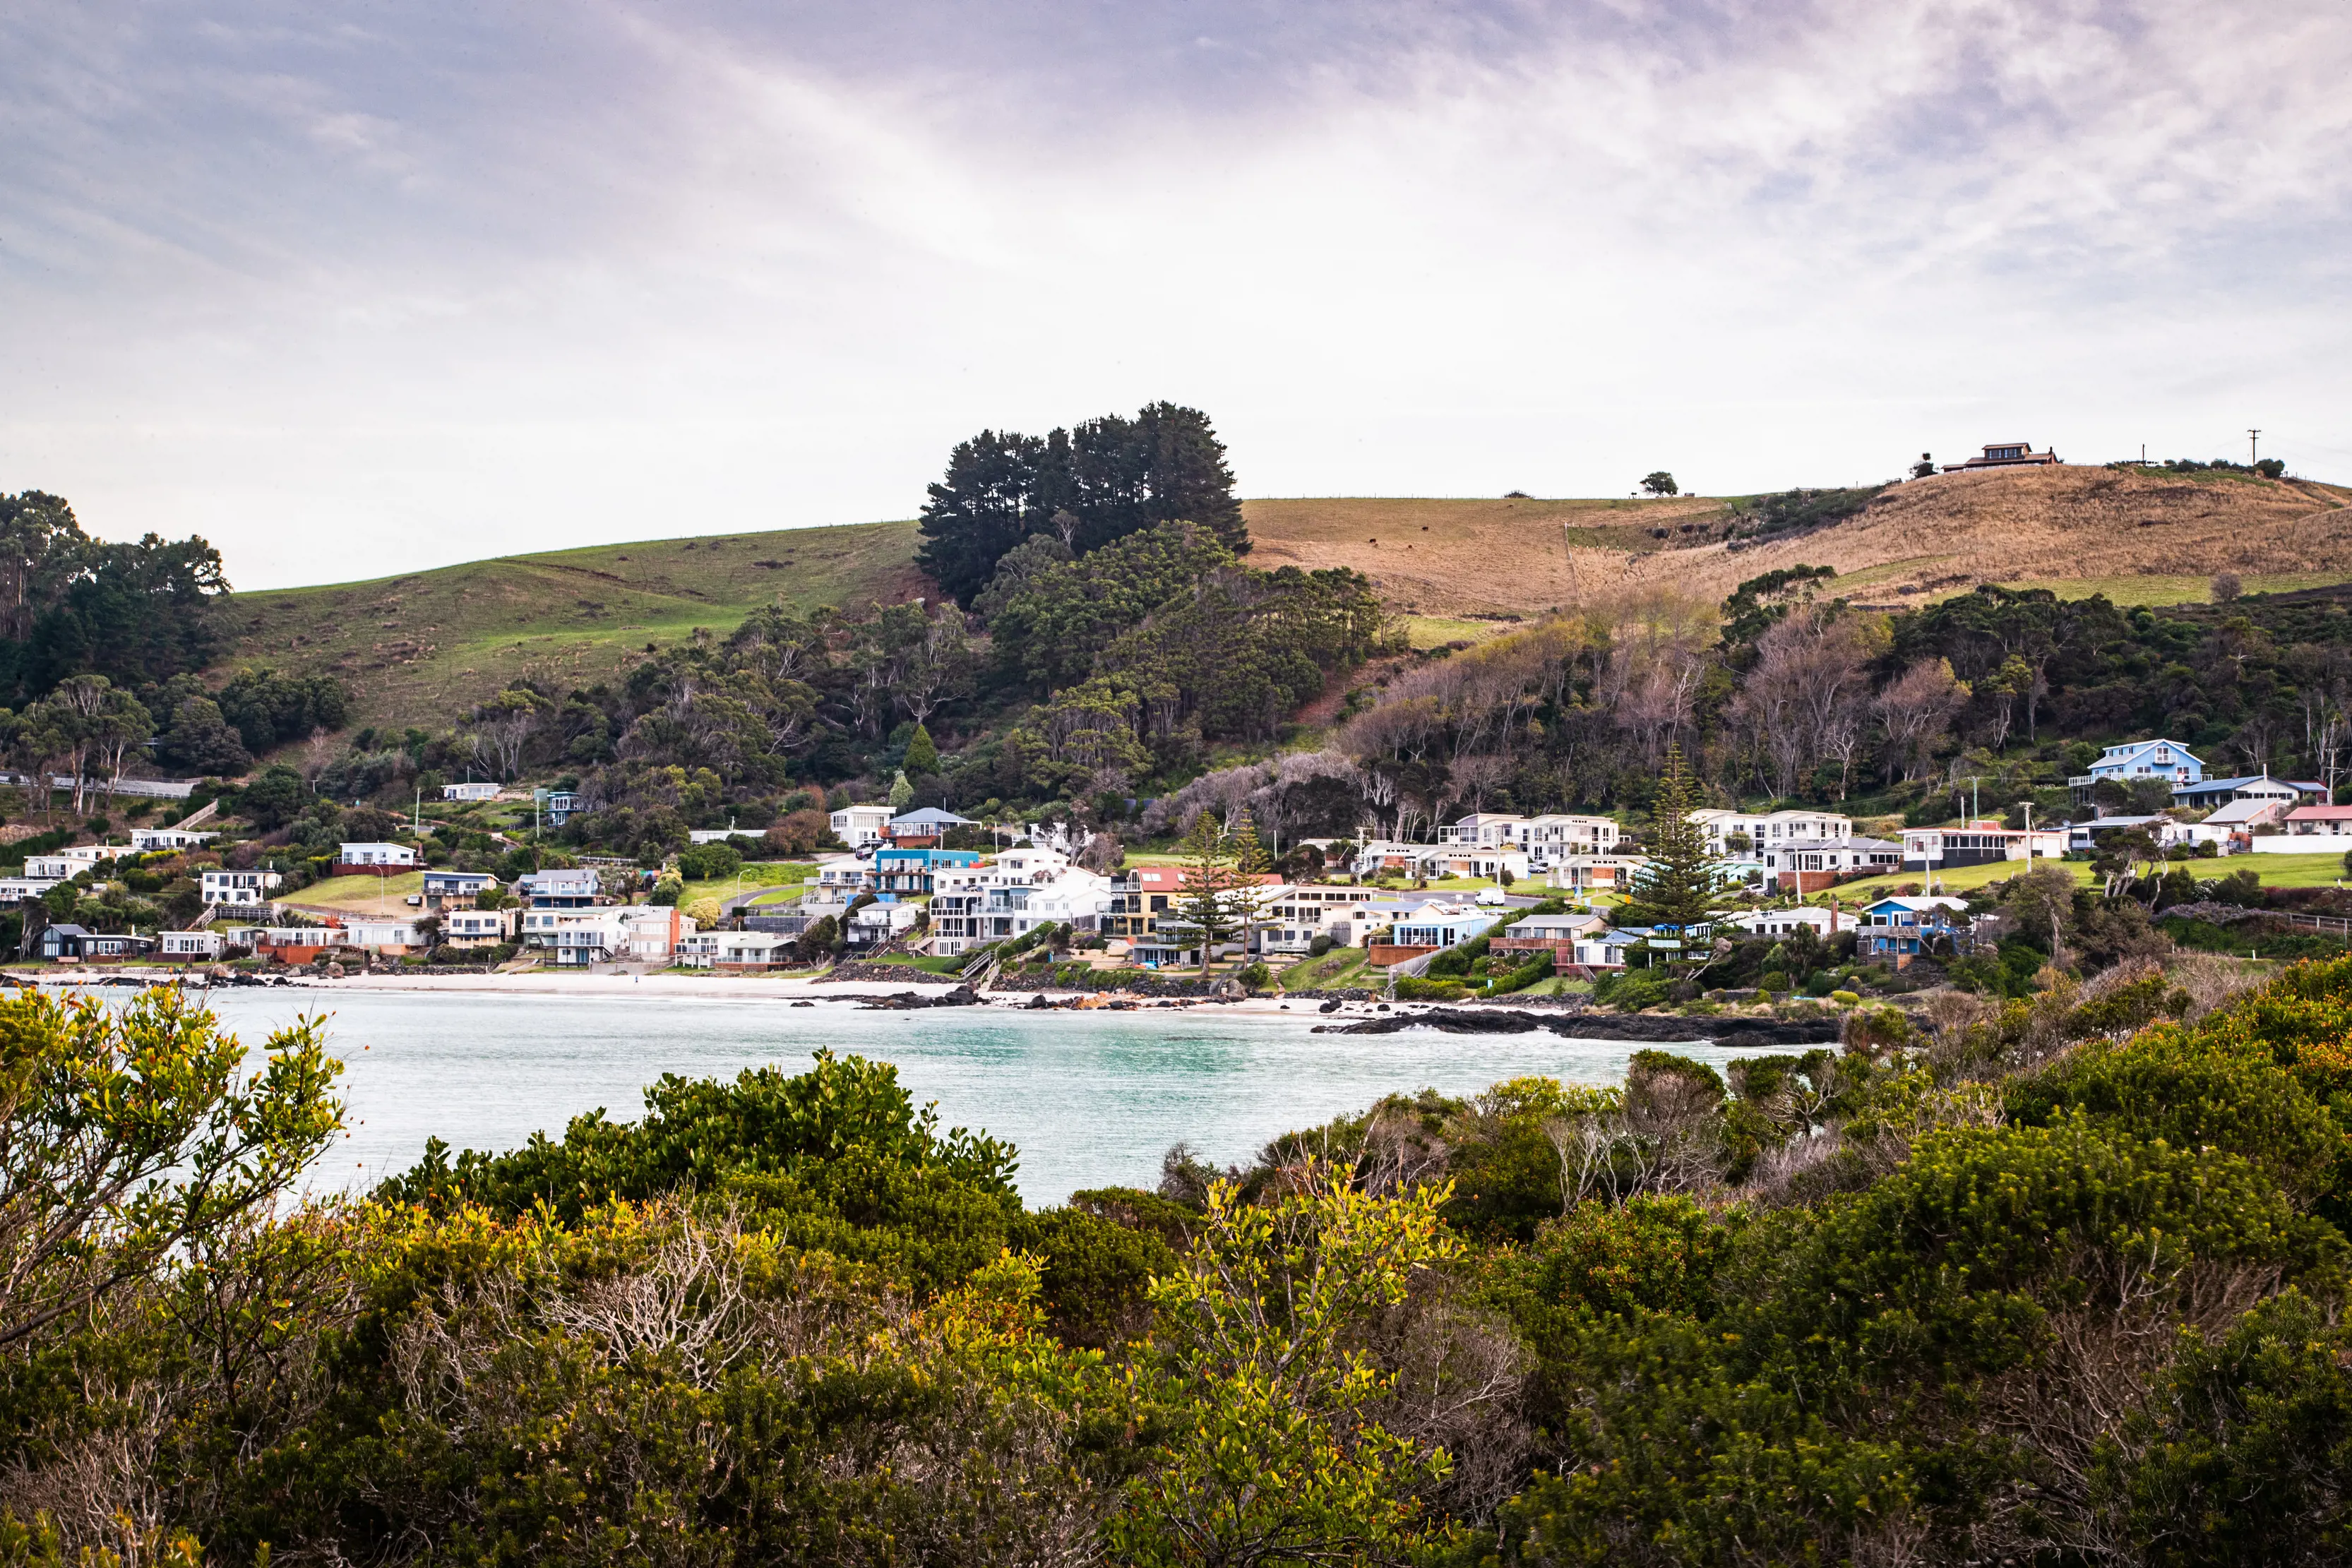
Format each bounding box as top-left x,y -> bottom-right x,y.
338,842 -> 419,869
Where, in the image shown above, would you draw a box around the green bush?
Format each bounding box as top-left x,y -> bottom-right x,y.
1392,976 -> 1469,1002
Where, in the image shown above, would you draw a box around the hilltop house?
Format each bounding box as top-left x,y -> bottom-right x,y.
26,847 -> 111,880
828,803 -> 895,847
441,781 -> 501,802
420,870 -> 499,909
129,827 -> 217,853
2069,740 -> 2204,801
1942,442 -> 2060,471
338,842 -> 419,869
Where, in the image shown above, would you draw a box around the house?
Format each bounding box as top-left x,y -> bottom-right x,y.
887,807 -> 974,846
931,851 -> 1116,957
26,846 -> 112,880
2067,815 -> 2216,854
1384,900 -> 1500,959
2196,796 -> 2291,842
744,896 -> 852,939
535,788 -> 581,827
1757,835 -> 1903,894
201,868 -> 283,906
872,846 -> 981,897
2171,774 -> 2327,809
1724,907 -> 1846,940
1901,821 -> 2069,871
160,930 -> 225,959
1941,441 -> 2060,471
516,868 -> 604,906
129,827 -> 217,853
441,781 -> 501,801
829,803 -> 895,847
0,876 -> 59,903
1489,909 -> 1611,962
37,925 -> 157,962
848,900 -> 921,950
1345,839 -> 1529,882
2276,805 -> 2352,841
1437,813 -> 1527,849
1517,814 -> 1622,864
338,842 -> 419,868
1544,854 -> 1650,894
698,930 -> 793,971
1690,809 -> 1853,855
419,870 -> 499,909
1098,863 -> 1279,966
1256,884 -> 1385,956
441,906 -> 520,949
342,918 -> 424,954
688,826 -> 763,845
222,926 -> 352,963
1858,896 -> 1972,964
2068,739 -> 2204,799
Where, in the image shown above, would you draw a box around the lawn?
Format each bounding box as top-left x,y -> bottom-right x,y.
861,952 -> 966,976
677,861 -> 818,907
1805,851 -> 2350,906
284,872 -> 426,912
1959,573 -> 2352,609
1279,948 -> 1376,991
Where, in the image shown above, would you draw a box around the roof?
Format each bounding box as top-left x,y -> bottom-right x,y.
2287,805 -> 2352,821
891,808 -> 974,827
44,923 -> 90,938
339,841 -> 413,852
1866,895 -> 1969,913
2202,798 -> 2289,824
2176,774 -> 2301,795
1502,911 -> 1607,933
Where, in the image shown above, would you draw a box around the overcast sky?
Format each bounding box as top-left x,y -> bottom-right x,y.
5,1 -> 2348,589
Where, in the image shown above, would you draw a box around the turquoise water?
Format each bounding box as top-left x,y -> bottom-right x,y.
192,991 -> 1740,1204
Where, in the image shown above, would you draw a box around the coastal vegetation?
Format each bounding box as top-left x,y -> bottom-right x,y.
6,953 -> 2352,1562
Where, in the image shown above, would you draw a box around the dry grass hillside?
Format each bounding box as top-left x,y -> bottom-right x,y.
222,467 -> 2351,736
1242,467 -> 2352,620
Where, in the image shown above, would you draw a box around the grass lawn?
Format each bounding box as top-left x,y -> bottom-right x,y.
862,952 -> 966,975
1512,976 -> 1593,997
1281,949 -> 1376,991
1806,851 -> 2349,906
677,861 -> 818,907
285,872 -> 426,912
1403,616 -> 1512,650
2238,852 -> 2352,888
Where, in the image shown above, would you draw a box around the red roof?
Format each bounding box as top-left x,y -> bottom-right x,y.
2287,805 -> 2352,820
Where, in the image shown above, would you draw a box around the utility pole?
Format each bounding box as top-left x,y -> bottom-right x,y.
2250,429 -> 2262,467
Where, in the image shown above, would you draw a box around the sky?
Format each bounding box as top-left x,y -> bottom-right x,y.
4,0 -> 2348,589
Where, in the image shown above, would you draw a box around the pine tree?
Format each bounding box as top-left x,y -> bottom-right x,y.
1618,744 -> 1725,955
1176,810 -> 1241,974
888,770 -> 914,810
902,724 -> 939,776
1227,807 -> 1275,955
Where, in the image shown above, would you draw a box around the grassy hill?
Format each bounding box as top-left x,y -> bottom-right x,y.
222,520 -> 924,731
222,467 -> 2352,736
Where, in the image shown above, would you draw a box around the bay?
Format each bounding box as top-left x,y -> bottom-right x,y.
191,990 -> 1744,1204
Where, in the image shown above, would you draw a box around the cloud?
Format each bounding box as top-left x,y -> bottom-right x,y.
1,0 -> 2346,587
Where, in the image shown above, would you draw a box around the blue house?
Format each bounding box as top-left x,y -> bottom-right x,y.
2070,739 -> 2204,801
872,846 -> 981,896
1858,897 -> 1971,963
2170,774 -> 2325,808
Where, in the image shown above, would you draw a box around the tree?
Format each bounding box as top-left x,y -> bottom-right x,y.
160,694 -> 253,774
0,988 -> 341,1348
1110,1161 -> 1461,1567
1640,471 -> 1678,496
1174,809 -> 1246,974
902,722 -> 940,777
2212,571 -> 2244,604
1618,743 -> 1728,959
1876,657 -> 1969,783
235,764 -> 309,831
888,769 -> 914,810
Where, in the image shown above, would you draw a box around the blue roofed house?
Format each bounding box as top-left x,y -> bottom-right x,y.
2069,739 -> 2203,802
2169,773 -> 2327,810
886,807 -> 975,846
1859,896 -> 1971,965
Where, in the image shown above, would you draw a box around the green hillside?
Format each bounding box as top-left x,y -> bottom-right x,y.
221,520 -> 924,732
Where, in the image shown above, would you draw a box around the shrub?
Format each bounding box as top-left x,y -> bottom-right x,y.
1392,976 -> 1469,1002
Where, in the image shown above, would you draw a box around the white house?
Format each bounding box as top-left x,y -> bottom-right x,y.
129,827 -> 217,853
1257,883 -> 1384,956
828,803 -> 895,847
342,918 -> 424,952
1387,899 -> 1501,952
1757,835 -> 1903,893
338,842 -> 419,868
1690,808 -> 1853,854
676,930 -> 793,971
1724,907 -> 1846,939
688,827 -> 763,844
1901,821 -> 2069,871
2274,805 -> 2352,842
160,930 -> 225,959
441,781 -> 501,801
201,868 -> 283,906
0,876 -> 60,903
26,846 -> 111,880
929,849 -> 1115,957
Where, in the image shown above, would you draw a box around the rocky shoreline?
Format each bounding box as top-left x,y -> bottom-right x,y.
1316,1006 -> 1844,1046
